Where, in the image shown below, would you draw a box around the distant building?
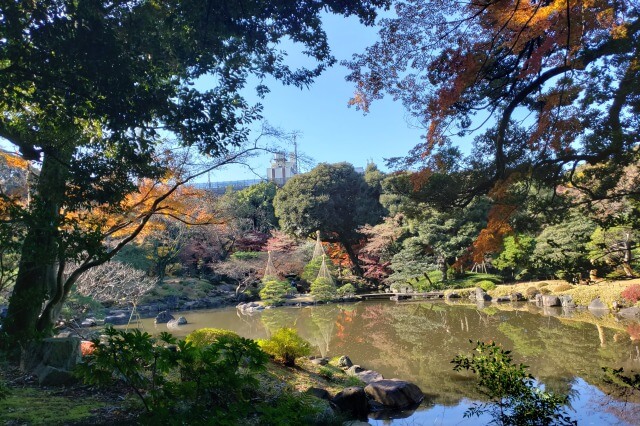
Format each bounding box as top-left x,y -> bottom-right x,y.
267,151 -> 298,186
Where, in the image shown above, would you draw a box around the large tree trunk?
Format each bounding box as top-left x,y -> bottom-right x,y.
340,238 -> 363,276
5,151 -> 69,342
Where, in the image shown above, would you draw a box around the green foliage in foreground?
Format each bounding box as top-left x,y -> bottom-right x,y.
76,327 -> 267,423
452,341 -> 575,426
258,328 -> 311,367
185,328 -> 243,348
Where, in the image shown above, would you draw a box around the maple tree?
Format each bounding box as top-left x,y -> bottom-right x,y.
346,0 -> 640,208
0,0 -> 391,341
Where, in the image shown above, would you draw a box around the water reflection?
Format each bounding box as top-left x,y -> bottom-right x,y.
131,301 -> 640,424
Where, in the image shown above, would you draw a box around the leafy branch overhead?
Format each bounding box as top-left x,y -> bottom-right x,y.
346,0 -> 640,206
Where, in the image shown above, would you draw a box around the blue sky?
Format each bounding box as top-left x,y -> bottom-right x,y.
204,12 -> 426,182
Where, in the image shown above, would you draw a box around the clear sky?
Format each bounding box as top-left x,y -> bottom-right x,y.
204,12 -> 426,182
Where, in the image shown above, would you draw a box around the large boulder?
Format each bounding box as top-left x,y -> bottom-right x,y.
364,379 -> 424,409
331,386 -> 369,419
541,295 -> 561,307
588,298 -> 609,312
21,337 -> 82,386
306,387 -> 330,400
618,307 -> 640,319
155,310 -> 175,324
559,295 -> 576,308
475,287 -> 492,302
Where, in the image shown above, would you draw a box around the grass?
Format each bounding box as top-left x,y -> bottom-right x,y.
0,388 -> 107,424
410,272 -> 503,292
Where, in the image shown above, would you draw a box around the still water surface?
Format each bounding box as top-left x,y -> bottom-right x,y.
133,301 -> 640,425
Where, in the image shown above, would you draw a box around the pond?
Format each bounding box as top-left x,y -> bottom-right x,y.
132,300 -> 640,425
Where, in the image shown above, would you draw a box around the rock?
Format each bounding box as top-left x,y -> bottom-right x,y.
588,298 -> 609,312
104,312 -> 129,325
496,296 -> 511,303
533,293 -> 544,304
177,316 -> 187,325
331,387 -> 368,419
33,364 -> 77,386
364,379 -> 424,409
356,370 -> 384,384
21,337 -> 83,386
311,357 -> 329,366
541,295 -> 561,307
306,387 -> 331,400
80,318 -> 97,327
343,421 -> 371,426
618,307 -> 640,319
475,287 -> 492,302
155,310 -> 175,324
559,295 -> 576,308
338,355 -> 353,368
347,365 -> 364,376
510,292 -> 525,302
446,292 -> 461,299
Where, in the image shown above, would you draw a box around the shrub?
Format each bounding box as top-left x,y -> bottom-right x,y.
336,283 -> 356,298
185,328 -> 241,348
258,328 -> 311,367
554,283 -> 574,292
231,251 -> 262,261
621,284 -> 640,304
525,287 -> 540,300
76,326 -> 267,421
259,279 -> 291,305
539,287 -> 552,295
538,282 -> 550,288
477,280 -> 496,291
310,277 -> 336,302
453,341 -> 575,425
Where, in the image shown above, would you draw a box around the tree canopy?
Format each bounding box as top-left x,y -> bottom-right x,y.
346,0 -> 640,207
0,0 -> 391,341
273,162 -> 385,274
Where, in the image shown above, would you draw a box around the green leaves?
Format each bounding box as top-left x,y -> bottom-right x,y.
452,341 -> 576,426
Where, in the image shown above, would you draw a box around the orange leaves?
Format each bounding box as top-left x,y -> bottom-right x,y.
0,151 -> 29,170
65,177 -> 215,243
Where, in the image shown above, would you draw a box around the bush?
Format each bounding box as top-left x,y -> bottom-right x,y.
301,256 -> 337,284
554,283 -> 574,292
539,287 -> 552,295
336,283 -> 356,298
259,279 -> 291,305
231,251 -> 262,261
76,326 -> 267,421
452,341 -> 575,425
477,280 -> 496,291
258,328 -> 311,367
538,282 -> 550,288
185,328 -> 241,348
525,287 -> 540,300
621,284 -> 640,304
310,277 -> 336,302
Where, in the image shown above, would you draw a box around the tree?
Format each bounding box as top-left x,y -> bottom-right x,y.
219,181 -> 278,234
493,235 -> 536,280
532,214 -> 596,282
587,226 -> 639,277
0,0 -> 391,342
346,0 -> 640,208
273,162 -> 385,274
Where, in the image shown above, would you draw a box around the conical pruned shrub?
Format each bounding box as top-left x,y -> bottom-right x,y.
259,280 -> 291,306
311,277 -> 336,302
